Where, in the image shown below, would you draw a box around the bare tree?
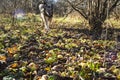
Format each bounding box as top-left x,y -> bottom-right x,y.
54,0 -> 72,17
113,4 -> 120,19
66,0 -> 120,39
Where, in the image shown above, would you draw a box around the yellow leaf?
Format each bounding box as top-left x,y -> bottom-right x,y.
117,74 -> 120,79
7,45 -> 18,56
0,55 -> 6,62
10,62 -> 19,68
72,56 -> 76,60
44,67 -> 51,71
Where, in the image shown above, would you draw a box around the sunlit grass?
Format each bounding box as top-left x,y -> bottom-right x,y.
109,18 -> 120,28
104,18 -> 120,28
53,16 -> 85,24
0,13 -> 120,29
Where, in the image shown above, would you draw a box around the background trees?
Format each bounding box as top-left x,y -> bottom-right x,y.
66,0 -> 120,39
0,0 -> 120,39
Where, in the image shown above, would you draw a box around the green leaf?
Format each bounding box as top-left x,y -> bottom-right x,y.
45,57 -> 56,64
3,75 -> 15,80
48,75 -> 56,80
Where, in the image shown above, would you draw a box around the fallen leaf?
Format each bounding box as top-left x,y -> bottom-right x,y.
27,62 -> 38,71
44,67 -> 51,71
7,45 -> 18,56
0,55 -> 6,63
10,62 -> 19,68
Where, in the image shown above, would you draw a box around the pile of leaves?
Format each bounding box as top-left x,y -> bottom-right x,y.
0,14 -> 120,80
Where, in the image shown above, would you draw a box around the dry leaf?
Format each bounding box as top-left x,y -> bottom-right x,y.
0,55 -> 6,62
7,45 -> 18,56
28,62 -> 38,71
10,62 -> 19,68
44,67 -> 51,71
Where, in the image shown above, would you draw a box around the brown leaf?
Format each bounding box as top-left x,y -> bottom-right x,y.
7,45 -> 18,56
0,55 -> 6,62
10,62 -> 19,68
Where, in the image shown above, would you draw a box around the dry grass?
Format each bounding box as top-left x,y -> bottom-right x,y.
0,13 -> 120,29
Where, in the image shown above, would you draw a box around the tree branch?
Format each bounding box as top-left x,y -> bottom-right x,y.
100,0 -> 108,21
109,0 -> 120,13
64,8 -> 73,18
66,0 -> 88,20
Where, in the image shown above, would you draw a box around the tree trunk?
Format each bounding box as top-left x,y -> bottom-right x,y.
89,17 -> 103,40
